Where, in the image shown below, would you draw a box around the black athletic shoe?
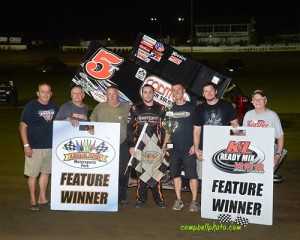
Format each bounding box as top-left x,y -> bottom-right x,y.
157,201 -> 167,209
119,200 -> 128,206
135,201 -> 144,208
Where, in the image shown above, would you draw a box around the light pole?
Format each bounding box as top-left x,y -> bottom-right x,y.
150,17 -> 157,37
190,0 -> 193,54
177,17 -> 185,45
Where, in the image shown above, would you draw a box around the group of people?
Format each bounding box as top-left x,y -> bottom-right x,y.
19,81 -> 285,212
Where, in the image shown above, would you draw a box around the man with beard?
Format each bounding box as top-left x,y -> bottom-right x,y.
127,84 -> 167,208
193,82 -> 238,178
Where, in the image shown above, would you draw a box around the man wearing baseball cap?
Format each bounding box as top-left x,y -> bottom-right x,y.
243,90 -> 286,182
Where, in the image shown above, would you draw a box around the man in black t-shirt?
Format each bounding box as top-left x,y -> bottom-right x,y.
193,82 -> 238,178
20,83 -> 58,211
163,82 -> 199,212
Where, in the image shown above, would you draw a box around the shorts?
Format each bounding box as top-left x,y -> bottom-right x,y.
24,149 -> 52,177
197,159 -> 202,180
169,150 -> 197,179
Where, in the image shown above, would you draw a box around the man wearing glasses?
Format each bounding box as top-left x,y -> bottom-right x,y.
243,90 -> 286,182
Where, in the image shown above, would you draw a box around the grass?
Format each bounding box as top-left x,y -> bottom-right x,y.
2,49 -> 300,112
0,48 -> 299,161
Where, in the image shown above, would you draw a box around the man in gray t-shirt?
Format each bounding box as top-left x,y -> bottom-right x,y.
243,90 -> 286,181
55,85 -> 89,127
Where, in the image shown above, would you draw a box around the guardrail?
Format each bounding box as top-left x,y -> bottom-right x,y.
0,45 -> 27,51
61,44 -> 300,53
1,44 -> 300,53
60,46 -> 131,53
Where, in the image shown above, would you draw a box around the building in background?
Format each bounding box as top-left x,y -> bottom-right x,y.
194,16 -> 256,46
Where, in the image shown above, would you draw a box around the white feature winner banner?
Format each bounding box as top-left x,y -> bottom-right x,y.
51,121 -> 120,211
201,126 -> 274,225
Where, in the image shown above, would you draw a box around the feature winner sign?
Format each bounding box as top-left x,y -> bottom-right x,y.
201,126 -> 274,225
51,121 -> 120,211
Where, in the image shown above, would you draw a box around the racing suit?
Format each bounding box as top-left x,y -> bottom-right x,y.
127,101 -> 166,204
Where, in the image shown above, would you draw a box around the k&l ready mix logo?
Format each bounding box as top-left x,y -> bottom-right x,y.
212,141 -> 265,174
56,137 -> 116,169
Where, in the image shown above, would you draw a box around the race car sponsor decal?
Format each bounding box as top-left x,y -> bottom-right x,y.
73,47 -> 133,104
149,51 -> 162,62
84,48 -> 123,81
155,42 -> 165,52
135,67 -> 147,81
141,35 -> 156,48
168,51 -> 187,65
152,49 -> 163,56
138,43 -> 151,53
141,39 -> 155,49
168,55 -> 182,65
137,48 -> 151,63
141,75 -> 191,106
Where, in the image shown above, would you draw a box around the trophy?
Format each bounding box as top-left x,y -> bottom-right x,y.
162,103 -> 178,149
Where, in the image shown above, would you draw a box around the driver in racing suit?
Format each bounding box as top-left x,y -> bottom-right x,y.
127,84 -> 167,208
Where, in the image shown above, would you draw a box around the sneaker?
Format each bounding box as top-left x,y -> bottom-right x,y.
181,186 -> 191,192
189,200 -> 199,212
172,199 -> 184,210
135,201 -> 144,208
273,174 -> 283,183
128,176 -> 138,188
157,201 -> 167,209
119,199 -> 128,206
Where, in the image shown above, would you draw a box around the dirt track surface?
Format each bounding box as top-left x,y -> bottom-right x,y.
0,156 -> 299,240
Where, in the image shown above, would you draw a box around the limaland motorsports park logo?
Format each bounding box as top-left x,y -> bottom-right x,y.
211,141 -> 265,174
56,137 -> 116,169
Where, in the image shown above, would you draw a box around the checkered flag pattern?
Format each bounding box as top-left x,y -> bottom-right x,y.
128,123 -> 169,188
95,141 -> 109,154
218,214 -> 232,223
234,215 -> 249,227
63,140 -> 76,152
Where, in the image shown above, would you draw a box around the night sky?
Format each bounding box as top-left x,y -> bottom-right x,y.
1,0 -> 299,40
